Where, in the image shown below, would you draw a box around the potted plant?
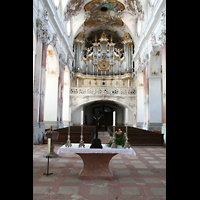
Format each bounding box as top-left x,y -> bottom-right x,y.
106,129 -> 130,148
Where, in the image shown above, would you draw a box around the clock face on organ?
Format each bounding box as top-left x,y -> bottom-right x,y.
98,61 -> 109,71
97,53 -> 110,71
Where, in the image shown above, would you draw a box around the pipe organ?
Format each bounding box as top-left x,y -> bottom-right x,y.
72,31 -> 135,88
74,31 -> 134,76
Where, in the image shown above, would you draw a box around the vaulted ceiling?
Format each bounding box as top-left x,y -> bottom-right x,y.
63,0 -> 145,44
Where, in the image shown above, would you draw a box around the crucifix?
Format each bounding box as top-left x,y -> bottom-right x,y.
90,109 -> 104,149
93,109 -> 104,139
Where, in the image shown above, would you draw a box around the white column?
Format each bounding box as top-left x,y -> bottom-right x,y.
136,67 -> 144,129
148,46 -> 162,131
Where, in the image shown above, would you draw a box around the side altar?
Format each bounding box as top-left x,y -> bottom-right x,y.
57,143 -> 136,180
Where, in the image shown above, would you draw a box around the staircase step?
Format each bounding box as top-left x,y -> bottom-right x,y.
98,131 -> 110,144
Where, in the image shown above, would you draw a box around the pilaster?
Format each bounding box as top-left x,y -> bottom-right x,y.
135,56 -> 145,128
33,36 -> 42,123
148,42 -> 162,130
34,8 -> 51,144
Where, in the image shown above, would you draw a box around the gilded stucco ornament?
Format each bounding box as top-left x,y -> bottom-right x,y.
36,9 -> 51,45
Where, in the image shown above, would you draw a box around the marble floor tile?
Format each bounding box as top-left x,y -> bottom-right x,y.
33,186 -> 49,194
138,170 -> 154,175
150,187 -> 166,196
120,187 -> 141,195
58,186 -> 79,194
33,144 -> 166,199
90,186 -> 109,195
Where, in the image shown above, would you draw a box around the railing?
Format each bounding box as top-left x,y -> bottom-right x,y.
70,87 -> 136,96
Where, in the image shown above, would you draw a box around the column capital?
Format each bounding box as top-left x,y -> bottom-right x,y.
158,8 -> 166,45
36,8 -> 50,46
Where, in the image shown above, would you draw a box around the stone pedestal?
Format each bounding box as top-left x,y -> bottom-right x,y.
43,126 -> 59,158
76,153 -> 117,179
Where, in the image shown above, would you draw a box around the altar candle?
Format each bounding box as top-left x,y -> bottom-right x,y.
113,111 -> 115,126
69,108 -> 71,121
47,138 -> 51,155
81,110 -> 83,125
125,108 -> 128,124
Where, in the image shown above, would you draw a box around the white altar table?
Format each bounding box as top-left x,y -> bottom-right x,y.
57,143 -> 136,179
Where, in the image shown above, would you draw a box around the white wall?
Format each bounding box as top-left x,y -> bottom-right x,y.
62,66 -> 70,123
137,86 -> 144,123
44,45 -> 59,122
149,78 -> 162,123
44,75 -> 59,121
71,106 -> 82,125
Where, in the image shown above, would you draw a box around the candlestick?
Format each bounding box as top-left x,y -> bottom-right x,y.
79,124 -> 85,148
124,135 -> 130,149
81,110 -> 83,125
43,154 -> 53,176
113,111 -> 115,126
111,126 -> 117,148
125,108 -> 128,124
47,138 -> 51,155
65,121 -> 72,147
69,108 -> 71,121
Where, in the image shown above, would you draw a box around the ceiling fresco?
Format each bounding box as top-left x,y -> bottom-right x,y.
63,0 -> 145,43
84,0 -> 125,27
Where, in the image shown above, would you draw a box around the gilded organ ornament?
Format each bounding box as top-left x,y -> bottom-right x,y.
73,31 -> 134,77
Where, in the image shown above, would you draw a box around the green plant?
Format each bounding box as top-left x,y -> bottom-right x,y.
106,129 -> 130,147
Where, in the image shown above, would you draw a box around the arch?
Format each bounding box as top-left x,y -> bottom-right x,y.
71,99 -> 135,126
72,99 -> 134,113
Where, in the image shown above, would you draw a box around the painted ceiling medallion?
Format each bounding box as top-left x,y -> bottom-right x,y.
84,0 -> 125,27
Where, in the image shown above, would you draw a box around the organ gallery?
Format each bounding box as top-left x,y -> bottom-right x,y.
72,30 -> 134,87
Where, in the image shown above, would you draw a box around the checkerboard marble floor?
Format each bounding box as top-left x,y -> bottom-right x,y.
33,144 -> 166,200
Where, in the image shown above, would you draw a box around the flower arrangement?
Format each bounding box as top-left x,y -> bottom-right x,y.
106,129 -> 130,147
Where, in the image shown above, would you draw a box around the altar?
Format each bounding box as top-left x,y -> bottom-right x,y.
57,143 -> 136,180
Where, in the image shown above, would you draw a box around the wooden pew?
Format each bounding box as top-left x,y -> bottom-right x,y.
107,126 -> 164,146
45,126 -> 96,144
